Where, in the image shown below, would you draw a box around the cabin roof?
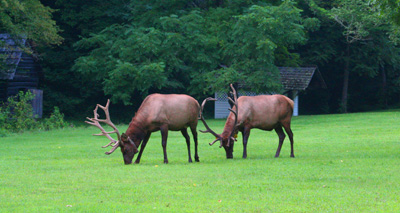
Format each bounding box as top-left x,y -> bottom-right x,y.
279,66 -> 326,91
0,34 -> 27,80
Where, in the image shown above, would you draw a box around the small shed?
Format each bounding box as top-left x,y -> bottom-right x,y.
0,34 -> 43,118
214,66 -> 326,118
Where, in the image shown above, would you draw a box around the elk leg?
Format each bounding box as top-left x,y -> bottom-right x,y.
181,128 -> 193,163
283,123 -> 295,158
274,126 -> 286,158
134,133 -> 151,164
160,125 -> 169,164
242,127 -> 251,159
190,125 -> 199,162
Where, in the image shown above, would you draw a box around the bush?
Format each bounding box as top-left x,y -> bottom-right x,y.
41,107 -> 69,130
0,91 -> 37,133
0,91 -> 69,136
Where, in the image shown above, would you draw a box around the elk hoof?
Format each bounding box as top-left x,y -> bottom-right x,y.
195,157 -> 200,162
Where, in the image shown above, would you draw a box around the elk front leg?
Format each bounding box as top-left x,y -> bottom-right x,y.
135,133 -> 151,164
160,125 -> 169,164
242,127 -> 251,159
181,128 -> 193,163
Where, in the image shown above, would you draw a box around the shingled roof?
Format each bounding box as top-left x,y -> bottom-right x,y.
0,34 -> 27,80
0,34 -> 41,102
279,66 -> 326,91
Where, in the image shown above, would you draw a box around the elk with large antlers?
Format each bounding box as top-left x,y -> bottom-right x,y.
86,94 -> 201,164
200,84 -> 295,159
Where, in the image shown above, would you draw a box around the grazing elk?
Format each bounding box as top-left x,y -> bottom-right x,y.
200,84 -> 295,159
86,94 -> 201,164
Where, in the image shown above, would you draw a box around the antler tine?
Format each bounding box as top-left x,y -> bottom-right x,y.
227,84 -> 238,147
86,99 -> 121,155
200,97 -> 217,117
95,99 -> 121,141
209,138 -> 221,146
199,97 -> 220,139
105,144 -> 119,155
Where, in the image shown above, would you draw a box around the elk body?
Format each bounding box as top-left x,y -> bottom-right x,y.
201,85 -> 295,159
86,94 -> 200,164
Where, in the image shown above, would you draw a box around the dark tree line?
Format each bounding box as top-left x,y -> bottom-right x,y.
2,0 -> 400,120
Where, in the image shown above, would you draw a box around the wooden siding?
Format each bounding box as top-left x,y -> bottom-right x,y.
1,33 -> 40,102
30,89 -> 43,118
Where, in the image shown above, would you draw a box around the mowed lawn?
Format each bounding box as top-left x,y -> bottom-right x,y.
1,110 -> 399,212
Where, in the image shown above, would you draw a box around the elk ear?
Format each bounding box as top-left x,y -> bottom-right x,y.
121,133 -> 128,146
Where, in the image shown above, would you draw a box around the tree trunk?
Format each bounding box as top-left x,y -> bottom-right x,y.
381,65 -> 388,108
341,43 -> 350,113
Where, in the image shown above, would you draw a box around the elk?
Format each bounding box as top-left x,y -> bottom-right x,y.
200,84 -> 295,159
86,94 -> 201,164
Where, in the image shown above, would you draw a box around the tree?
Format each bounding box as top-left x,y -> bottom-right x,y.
203,1 -> 315,93
38,0 -> 131,116
310,0 -> 399,112
371,0 -> 400,25
0,0 -> 62,54
73,0 -> 316,105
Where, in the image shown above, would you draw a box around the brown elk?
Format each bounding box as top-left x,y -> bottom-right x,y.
200,84 -> 295,159
86,94 -> 201,164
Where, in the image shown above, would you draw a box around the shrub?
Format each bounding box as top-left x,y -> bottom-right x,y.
0,91 -> 69,136
0,91 -> 38,133
41,106 -> 69,130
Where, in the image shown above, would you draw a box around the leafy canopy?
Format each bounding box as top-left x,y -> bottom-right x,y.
0,0 -> 62,46
73,0 -> 315,104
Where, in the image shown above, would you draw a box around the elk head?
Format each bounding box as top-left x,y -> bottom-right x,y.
86,100 -> 138,164
200,84 -> 238,158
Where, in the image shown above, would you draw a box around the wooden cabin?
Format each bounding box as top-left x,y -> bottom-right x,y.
0,34 -> 43,118
214,66 -> 326,118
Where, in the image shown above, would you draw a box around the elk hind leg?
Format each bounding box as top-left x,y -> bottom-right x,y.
160,125 -> 169,164
181,128 -> 193,163
242,127 -> 251,159
274,125 -> 286,158
282,122 -> 294,158
190,125 -> 199,162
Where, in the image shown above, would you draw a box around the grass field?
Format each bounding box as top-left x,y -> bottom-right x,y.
1,110 -> 400,212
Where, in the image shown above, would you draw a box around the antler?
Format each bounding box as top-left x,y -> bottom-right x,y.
227,84 -> 238,147
199,97 -> 223,147
85,99 -> 122,155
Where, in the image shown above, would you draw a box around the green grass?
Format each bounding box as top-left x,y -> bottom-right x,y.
1,111 -> 400,212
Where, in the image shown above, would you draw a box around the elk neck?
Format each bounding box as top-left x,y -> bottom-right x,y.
221,113 -> 237,138
125,117 -> 147,142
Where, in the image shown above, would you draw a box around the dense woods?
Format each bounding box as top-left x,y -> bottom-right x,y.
2,0 -> 400,120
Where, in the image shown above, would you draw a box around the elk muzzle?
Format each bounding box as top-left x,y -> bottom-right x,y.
223,142 -> 234,159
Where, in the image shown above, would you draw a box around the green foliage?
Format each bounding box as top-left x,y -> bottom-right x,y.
41,107 -> 69,130
0,91 -> 69,135
306,0 -> 400,112
73,0 -> 314,100
371,0 -> 400,26
0,91 -> 37,133
36,0 -> 400,116
73,10 -> 220,103
0,0 -> 62,46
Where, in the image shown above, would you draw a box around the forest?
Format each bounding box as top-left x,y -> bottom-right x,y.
1,0 -> 400,121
